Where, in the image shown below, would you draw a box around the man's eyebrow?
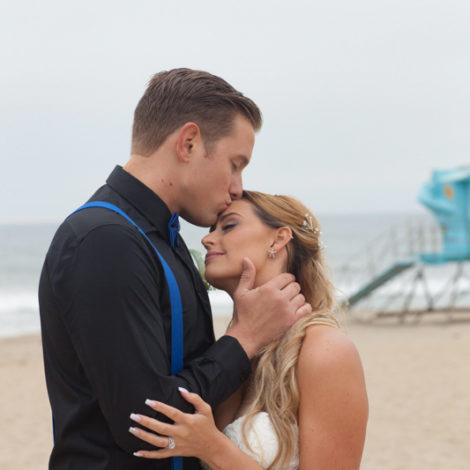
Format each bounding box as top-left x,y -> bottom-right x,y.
209,212 -> 241,232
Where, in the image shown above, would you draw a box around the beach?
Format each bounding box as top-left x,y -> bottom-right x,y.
2,313 -> 470,469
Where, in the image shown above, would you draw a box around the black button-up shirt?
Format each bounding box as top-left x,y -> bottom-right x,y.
39,166 -> 251,469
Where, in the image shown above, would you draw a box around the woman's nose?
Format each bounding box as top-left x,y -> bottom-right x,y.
202,232 -> 214,249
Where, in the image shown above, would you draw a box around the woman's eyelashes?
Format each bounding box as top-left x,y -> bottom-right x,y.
221,222 -> 237,232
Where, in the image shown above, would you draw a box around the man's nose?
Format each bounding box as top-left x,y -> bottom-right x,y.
229,174 -> 243,200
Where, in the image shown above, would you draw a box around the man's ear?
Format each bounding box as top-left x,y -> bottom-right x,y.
272,226 -> 293,252
175,122 -> 201,163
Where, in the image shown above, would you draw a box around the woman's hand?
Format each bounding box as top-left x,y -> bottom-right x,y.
128,387 -> 225,461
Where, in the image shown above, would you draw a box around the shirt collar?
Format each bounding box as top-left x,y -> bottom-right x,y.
106,165 -> 174,240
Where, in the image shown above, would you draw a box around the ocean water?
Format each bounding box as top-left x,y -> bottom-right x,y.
1,211 -> 462,338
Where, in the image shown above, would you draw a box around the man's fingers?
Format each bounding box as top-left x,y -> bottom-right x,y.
235,258 -> 256,293
280,281 -> 301,300
290,293 -> 306,312
295,301 -> 312,320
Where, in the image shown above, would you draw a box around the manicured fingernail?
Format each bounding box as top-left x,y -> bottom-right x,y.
133,451 -> 143,457
130,413 -> 141,423
145,398 -> 157,407
178,387 -> 189,394
129,427 -> 138,434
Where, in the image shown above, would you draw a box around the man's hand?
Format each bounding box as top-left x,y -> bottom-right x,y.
225,258 -> 312,358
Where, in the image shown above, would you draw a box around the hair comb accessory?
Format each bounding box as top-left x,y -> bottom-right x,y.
303,214 -> 314,230
302,214 -> 322,235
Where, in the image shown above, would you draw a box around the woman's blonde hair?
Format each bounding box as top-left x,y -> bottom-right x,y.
241,190 -> 339,469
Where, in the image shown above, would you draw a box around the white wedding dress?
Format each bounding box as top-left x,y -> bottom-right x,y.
200,411 -> 299,470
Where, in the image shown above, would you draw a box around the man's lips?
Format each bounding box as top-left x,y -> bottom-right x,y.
218,204 -> 230,215
205,252 -> 224,263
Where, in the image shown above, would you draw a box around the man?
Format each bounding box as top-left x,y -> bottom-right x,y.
39,68 -> 309,469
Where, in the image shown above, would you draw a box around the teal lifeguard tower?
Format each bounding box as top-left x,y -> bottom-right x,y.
339,166 -> 470,320
419,167 -> 470,263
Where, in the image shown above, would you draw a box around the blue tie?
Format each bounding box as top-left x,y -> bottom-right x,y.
168,212 -> 180,247
167,212 -> 182,470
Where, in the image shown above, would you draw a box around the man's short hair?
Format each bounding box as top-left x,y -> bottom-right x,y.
131,68 -> 262,156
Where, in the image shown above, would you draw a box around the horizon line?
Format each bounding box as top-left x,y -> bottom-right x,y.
0,208 -> 432,226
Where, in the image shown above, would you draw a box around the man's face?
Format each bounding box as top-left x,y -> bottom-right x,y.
180,114 -> 255,227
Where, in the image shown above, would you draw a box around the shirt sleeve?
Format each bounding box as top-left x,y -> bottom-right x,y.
53,222 -> 251,453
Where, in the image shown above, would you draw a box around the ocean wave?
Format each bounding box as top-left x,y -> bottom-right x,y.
3,273 -> 468,338
0,291 -> 40,338
208,290 -> 233,317
0,290 -> 39,313
0,289 -> 235,337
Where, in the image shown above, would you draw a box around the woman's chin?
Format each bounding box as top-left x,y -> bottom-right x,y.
204,273 -> 237,295
204,275 -> 225,292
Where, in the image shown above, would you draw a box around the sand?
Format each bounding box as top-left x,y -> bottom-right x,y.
2,312 -> 470,469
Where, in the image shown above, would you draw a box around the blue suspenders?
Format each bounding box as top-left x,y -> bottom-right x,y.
70,201 -> 184,470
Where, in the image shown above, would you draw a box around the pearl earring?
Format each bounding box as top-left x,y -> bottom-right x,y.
268,248 -> 276,259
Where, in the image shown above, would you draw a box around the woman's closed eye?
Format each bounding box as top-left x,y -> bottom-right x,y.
221,222 -> 237,231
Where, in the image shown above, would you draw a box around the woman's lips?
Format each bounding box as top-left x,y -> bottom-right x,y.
205,252 -> 224,263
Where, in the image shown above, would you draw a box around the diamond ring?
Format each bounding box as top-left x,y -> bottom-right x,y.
168,437 -> 176,449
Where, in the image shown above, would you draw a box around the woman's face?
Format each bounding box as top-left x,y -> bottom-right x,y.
201,199 -> 278,293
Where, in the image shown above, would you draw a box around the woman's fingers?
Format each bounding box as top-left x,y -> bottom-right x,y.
130,412 -> 174,436
129,389 -> 219,461
133,448 -> 173,459
128,425 -> 171,448
144,398 -> 186,423
178,387 -> 212,415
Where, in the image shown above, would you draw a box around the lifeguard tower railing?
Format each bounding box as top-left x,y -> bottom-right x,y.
335,167 -> 470,318
333,220 -> 441,310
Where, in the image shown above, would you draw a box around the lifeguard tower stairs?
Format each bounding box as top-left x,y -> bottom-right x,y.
337,167 -> 470,320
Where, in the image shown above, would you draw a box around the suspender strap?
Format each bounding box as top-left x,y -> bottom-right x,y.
71,201 -> 184,470
72,201 -> 184,373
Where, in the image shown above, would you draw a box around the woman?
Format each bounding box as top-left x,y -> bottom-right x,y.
128,191 -> 368,469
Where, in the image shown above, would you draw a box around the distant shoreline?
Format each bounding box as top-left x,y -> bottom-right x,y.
0,209 -> 433,226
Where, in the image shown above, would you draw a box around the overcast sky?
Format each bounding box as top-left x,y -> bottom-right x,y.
1,0 -> 469,223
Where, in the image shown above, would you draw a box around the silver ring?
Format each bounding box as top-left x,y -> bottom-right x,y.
168,437 -> 175,449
